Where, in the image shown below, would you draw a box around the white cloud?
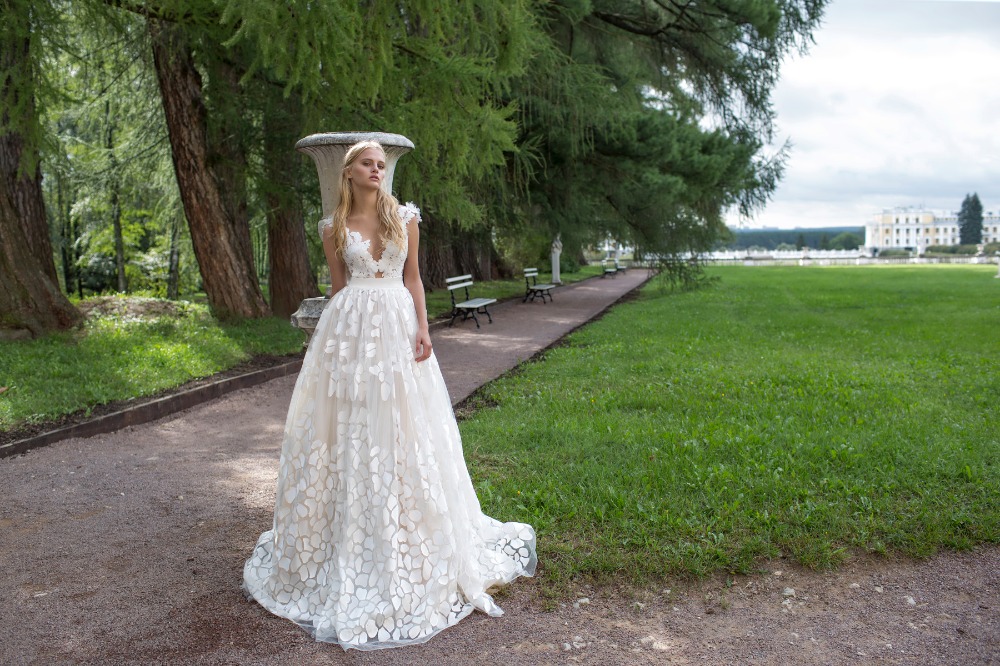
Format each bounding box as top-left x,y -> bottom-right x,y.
735,0 -> 1000,229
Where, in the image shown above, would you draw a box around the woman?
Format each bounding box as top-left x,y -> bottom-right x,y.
243,140 -> 536,650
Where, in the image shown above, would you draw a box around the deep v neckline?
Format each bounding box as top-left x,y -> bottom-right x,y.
347,228 -> 386,264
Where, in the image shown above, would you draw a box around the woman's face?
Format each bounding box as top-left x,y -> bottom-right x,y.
347,147 -> 387,192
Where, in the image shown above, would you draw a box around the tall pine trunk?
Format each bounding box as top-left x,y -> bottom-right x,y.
105,100 -> 126,292
265,189 -> 319,318
166,214 -> 181,300
148,18 -> 268,319
418,214 -> 455,288
263,97 -> 318,318
0,5 -> 81,338
56,170 -> 74,294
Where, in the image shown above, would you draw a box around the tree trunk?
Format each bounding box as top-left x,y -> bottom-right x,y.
57,170 -> 73,294
0,181 -> 82,338
418,214 -> 456,288
0,103 -> 56,285
262,98 -> 318,319
148,19 -> 269,319
265,195 -> 319,318
451,226 -> 496,282
166,214 -> 180,300
8,154 -> 57,283
55,170 -> 82,297
0,8 -> 82,338
252,224 -> 267,285
105,100 -> 126,292
203,56 -> 255,278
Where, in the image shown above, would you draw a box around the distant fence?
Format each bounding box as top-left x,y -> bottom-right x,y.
706,250 -> 999,267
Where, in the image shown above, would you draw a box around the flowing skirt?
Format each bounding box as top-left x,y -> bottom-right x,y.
243,277 -> 537,650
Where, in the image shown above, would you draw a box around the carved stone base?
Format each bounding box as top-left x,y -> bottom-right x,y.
290,297 -> 329,346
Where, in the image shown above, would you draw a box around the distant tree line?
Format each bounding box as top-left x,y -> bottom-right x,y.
724,228 -> 863,251
1,0 -> 829,338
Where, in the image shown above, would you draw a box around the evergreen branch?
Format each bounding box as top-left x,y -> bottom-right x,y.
102,0 -> 208,25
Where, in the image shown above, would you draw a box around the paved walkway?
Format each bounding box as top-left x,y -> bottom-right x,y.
432,270 -> 650,404
0,271 -> 654,665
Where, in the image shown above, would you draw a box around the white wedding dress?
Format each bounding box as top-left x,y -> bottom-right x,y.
243,203 -> 536,650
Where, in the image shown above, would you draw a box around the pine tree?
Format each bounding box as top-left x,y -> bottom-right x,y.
0,0 -> 83,338
484,0 -> 827,287
958,193 -> 983,245
2,0 -> 832,327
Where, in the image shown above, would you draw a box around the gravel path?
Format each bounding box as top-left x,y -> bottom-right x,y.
2,271 -> 996,665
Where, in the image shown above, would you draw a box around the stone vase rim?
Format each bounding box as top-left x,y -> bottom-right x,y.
295,132 -> 415,152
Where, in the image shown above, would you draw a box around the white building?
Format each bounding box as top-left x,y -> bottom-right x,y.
865,206 -> 1000,252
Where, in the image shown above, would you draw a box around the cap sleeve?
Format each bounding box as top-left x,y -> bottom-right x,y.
318,215 -> 333,237
399,202 -> 421,225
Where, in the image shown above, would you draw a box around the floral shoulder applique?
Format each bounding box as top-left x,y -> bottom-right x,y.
318,215 -> 334,237
399,202 -> 421,225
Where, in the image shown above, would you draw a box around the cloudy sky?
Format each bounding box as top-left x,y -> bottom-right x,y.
735,0 -> 1000,229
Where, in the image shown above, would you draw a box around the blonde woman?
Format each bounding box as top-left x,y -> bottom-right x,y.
243,141 -> 536,650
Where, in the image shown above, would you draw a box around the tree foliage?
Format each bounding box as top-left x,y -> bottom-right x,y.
484,0 -> 825,287
1,0 -> 831,333
958,192 -> 983,245
829,231 -> 862,250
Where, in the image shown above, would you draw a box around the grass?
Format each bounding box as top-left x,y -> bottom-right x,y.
424,265 -> 603,320
460,265 -> 1000,590
0,297 -> 303,431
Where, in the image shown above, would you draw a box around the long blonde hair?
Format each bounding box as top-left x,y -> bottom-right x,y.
325,140 -> 406,259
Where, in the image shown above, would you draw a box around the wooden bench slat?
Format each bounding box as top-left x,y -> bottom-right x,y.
447,281 -> 475,291
456,297 -> 497,308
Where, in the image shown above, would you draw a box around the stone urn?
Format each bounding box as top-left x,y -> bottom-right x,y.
290,132 -> 415,343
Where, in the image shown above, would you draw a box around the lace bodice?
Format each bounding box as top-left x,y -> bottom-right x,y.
326,203 -> 420,280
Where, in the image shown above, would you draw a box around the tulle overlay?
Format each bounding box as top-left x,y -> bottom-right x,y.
243,273 -> 537,650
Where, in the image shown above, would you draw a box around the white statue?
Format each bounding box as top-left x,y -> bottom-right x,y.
551,235 -> 563,284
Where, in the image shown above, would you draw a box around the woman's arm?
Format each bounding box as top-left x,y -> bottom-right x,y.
402,220 -> 432,362
322,225 -> 348,296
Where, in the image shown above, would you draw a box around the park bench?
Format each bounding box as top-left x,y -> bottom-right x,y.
523,268 -> 556,303
601,258 -> 627,277
446,274 -> 496,328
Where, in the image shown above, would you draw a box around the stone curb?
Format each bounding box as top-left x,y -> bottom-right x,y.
0,358 -> 303,459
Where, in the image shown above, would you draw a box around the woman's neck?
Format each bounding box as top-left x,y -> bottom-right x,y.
351,188 -> 379,220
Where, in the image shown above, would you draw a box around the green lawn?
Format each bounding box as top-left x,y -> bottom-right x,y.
460,265 -> 999,590
0,298 -> 303,431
